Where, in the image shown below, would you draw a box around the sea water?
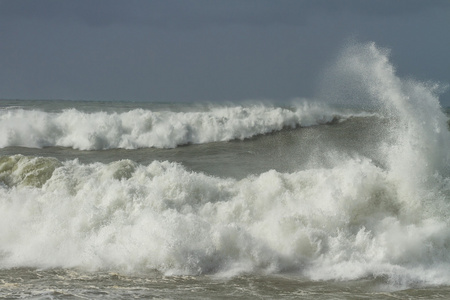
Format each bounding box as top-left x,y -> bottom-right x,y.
1,42 -> 450,299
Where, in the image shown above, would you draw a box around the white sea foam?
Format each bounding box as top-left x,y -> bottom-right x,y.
0,155 -> 449,285
0,103 -> 365,150
0,42 -> 449,287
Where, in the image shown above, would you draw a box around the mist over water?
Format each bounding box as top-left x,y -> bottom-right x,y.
1,42 -> 450,297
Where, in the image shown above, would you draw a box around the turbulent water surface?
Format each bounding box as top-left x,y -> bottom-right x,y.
1,42 -> 450,299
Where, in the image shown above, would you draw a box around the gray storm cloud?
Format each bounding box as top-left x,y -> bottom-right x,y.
0,0 -> 449,104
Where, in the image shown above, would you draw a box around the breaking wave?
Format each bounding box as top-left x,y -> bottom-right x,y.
0,42 -> 449,288
0,103 -> 363,150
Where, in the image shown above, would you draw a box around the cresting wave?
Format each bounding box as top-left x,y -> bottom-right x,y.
0,42 -> 450,288
0,103 -> 359,150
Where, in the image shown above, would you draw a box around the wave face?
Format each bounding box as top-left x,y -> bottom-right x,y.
0,103 -> 354,150
1,42 -> 450,288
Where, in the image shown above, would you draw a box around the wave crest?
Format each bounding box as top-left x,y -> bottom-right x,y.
0,103 -> 363,150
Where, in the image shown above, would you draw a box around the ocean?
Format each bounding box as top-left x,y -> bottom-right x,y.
1,43 -> 450,299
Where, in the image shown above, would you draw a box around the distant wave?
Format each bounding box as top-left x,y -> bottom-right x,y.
0,103 -> 370,150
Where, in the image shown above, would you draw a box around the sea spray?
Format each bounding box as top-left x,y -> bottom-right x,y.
332,43 -> 450,174
324,42 -> 450,218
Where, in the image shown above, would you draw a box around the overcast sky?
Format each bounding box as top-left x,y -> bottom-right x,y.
1,0 -> 449,104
